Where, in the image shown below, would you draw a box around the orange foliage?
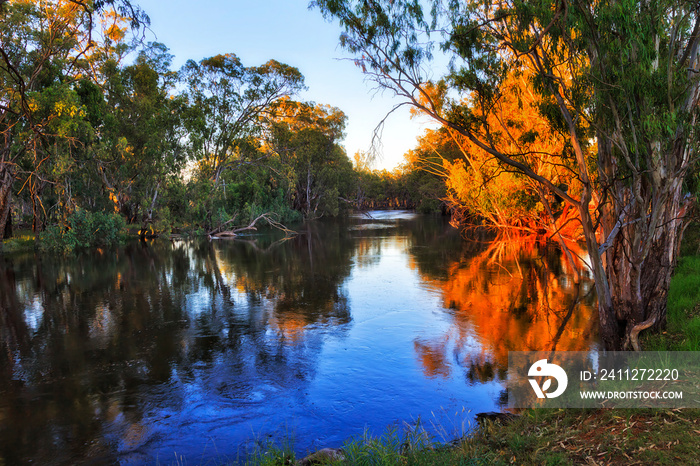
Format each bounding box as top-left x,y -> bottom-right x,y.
413,68 -> 593,242
269,313 -> 308,342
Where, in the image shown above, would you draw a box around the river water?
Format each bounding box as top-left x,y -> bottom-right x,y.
0,211 -> 598,464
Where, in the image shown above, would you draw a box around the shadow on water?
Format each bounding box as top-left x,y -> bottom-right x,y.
0,212 -> 598,464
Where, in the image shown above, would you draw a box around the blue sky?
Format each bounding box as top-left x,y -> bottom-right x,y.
133,0 -> 437,170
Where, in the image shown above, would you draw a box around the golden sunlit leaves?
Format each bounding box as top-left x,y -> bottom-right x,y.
101,9 -> 128,42
411,80 -> 447,118
108,191 -> 119,212
104,23 -> 125,42
53,101 -> 85,118
411,66 -> 591,241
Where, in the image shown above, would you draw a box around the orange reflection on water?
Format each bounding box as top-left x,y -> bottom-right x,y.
414,338 -> 451,379
270,312 -> 309,342
416,238 -> 597,380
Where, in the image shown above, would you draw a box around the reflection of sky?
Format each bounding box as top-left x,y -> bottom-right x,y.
323,234 -> 495,438
23,297 -> 44,334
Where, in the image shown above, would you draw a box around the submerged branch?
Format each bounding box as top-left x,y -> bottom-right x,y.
208,212 -> 297,239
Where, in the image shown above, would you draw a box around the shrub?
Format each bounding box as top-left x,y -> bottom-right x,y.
40,209 -> 126,253
154,206 -> 173,237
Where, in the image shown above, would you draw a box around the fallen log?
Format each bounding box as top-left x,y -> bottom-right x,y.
208,213 -> 297,239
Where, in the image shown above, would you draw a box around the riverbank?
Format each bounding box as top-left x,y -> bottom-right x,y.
245,404 -> 699,465
0,229 -> 35,254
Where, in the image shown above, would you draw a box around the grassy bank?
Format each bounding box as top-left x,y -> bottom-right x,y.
243,406 -> 699,465
641,254 -> 700,351
0,229 -> 36,254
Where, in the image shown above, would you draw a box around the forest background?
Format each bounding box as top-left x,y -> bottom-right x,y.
0,0 -> 452,248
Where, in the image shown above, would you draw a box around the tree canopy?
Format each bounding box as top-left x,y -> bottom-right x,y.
2,0 -> 400,250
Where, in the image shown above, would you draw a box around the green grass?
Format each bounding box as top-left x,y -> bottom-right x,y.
244,440 -> 295,466
339,423 -> 435,466
643,254 -> 700,351
0,229 -> 36,254
236,408 -> 700,465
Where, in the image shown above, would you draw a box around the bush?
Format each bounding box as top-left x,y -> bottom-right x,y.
154,206 -> 173,237
40,209 -> 126,253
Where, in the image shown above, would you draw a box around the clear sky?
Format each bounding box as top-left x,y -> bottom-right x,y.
132,0 -> 437,171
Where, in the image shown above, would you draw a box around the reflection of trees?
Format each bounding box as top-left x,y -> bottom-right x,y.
0,226 -> 354,464
410,236 -> 598,383
212,221 -> 354,339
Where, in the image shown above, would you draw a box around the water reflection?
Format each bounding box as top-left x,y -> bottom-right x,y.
0,213 -> 597,464
410,237 -> 597,385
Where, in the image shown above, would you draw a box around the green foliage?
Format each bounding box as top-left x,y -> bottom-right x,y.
39,209 -> 126,253
162,161 -> 302,235
355,165 -> 447,213
0,231 -> 36,254
94,42 -> 185,221
181,53 -> 305,182
153,206 -> 173,237
266,100 -> 355,218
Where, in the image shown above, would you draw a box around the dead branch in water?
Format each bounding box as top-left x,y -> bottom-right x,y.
208,212 -> 297,239
207,213 -> 239,236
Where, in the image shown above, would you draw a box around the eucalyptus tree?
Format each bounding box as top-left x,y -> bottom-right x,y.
313,0 -> 700,349
266,99 -> 354,218
180,54 -> 305,184
0,0 -> 148,240
98,42 -> 186,226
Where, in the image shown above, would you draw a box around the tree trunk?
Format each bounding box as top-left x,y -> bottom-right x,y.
306,164 -> 312,218
0,164 -> 14,242
577,195 -> 620,350
596,139 -> 691,350
3,207 -> 11,239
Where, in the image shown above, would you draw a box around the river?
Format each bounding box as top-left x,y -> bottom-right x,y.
0,211 -> 598,464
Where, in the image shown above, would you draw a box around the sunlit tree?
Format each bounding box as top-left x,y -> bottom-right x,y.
0,0 -> 148,239
411,68 -> 586,249
180,54 -> 305,184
